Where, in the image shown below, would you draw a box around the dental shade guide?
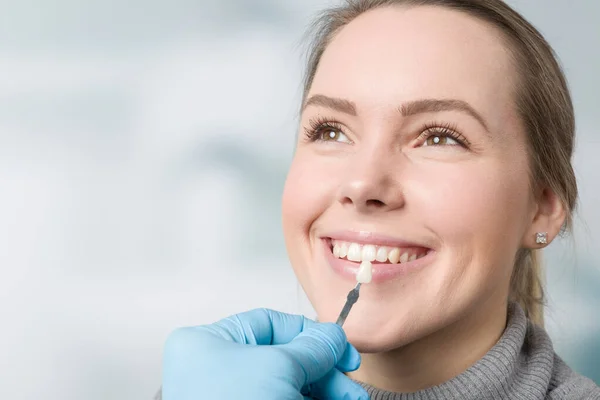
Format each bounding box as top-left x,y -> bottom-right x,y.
335,260 -> 372,327
335,282 -> 361,326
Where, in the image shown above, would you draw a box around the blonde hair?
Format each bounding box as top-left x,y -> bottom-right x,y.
300,0 -> 577,326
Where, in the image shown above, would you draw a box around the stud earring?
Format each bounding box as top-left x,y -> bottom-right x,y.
535,232 -> 548,245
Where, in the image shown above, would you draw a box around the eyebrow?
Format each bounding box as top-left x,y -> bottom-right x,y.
303,94 -> 357,116
400,99 -> 488,131
303,95 -> 488,130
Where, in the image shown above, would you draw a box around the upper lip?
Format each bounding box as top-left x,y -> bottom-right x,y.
322,230 -> 432,249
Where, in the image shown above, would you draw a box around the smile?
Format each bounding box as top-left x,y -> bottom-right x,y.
331,239 -> 429,264
323,236 -> 434,283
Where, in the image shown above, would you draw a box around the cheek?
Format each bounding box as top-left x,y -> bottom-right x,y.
411,157 -> 531,254
281,151 -> 337,258
399,157 -> 532,314
283,154 -> 326,229
282,151 -> 342,299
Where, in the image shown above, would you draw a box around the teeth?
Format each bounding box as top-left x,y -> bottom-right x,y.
361,245 -> 377,262
333,244 -> 340,258
388,248 -> 400,264
347,243 -> 362,262
339,242 -> 348,258
400,252 -> 409,263
375,247 -> 388,262
331,240 -> 427,264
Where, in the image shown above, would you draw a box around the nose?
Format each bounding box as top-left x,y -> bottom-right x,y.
336,149 -> 405,213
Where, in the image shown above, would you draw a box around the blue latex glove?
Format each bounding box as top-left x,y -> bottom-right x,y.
162,308 -> 369,400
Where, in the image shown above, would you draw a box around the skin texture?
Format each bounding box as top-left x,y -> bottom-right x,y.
281,5 -> 566,393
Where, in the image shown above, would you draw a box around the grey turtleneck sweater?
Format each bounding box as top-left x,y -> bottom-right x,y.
356,302 -> 599,399
155,303 -> 600,399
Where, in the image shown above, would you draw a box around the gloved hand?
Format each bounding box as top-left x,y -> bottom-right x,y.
162,308 -> 369,400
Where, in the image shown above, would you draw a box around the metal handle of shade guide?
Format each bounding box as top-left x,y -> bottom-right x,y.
335,283 -> 361,327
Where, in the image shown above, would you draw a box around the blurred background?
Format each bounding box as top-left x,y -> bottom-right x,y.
0,0 -> 598,399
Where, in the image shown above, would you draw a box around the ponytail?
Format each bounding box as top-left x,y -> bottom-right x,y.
510,249 -> 545,326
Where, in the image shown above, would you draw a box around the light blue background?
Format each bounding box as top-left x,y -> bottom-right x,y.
0,1 -> 598,399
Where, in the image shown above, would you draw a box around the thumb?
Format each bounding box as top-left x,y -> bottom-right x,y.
281,322 -> 349,386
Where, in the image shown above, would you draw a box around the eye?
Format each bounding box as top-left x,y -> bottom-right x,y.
318,128 -> 351,143
417,124 -> 469,148
423,134 -> 459,146
304,118 -> 353,144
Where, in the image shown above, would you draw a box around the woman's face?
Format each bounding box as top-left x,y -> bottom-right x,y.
282,5 -> 536,351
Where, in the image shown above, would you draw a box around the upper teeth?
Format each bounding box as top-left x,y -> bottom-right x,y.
332,240 -> 426,264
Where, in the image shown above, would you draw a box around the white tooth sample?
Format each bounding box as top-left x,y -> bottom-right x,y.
347,243 -> 362,262
356,260 -> 373,284
400,252 -> 409,263
333,244 -> 340,258
361,245 -> 377,262
388,248 -> 400,264
339,242 -> 348,258
409,254 -> 417,261
375,247 -> 388,262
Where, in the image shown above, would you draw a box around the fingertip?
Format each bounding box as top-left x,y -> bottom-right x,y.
314,322 -> 347,348
320,321 -> 347,336
351,383 -> 371,400
338,381 -> 371,400
286,322 -> 350,383
308,369 -> 370,400
309,323 -> 364,370
345,381 -> 370,400
337,342 -> 361,372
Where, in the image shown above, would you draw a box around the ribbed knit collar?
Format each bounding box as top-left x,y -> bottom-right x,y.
357,302 -> 556,400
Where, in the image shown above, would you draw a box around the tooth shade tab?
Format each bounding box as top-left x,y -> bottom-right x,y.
331,239 -> 428,264
356,260 -> 373,284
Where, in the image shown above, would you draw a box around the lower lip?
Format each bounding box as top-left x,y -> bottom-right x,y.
322,239 -> 434,283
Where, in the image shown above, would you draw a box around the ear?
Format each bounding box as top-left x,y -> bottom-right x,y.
522,187 -> 567,248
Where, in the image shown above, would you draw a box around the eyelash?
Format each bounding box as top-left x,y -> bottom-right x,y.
417,121 -> 470,147
303,117 -> 470,148
303,116 -> 346,142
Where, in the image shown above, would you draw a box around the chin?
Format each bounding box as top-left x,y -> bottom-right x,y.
347,334 -> 404,353
314,300 -> 425,353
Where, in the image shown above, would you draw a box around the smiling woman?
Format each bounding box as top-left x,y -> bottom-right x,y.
158,1 -> 599,399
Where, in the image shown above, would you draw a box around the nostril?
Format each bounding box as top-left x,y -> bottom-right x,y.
339,196 -> 354,206
366,199 -> 386,208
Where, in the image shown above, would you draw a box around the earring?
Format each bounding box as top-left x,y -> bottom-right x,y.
535,232 -> 548,245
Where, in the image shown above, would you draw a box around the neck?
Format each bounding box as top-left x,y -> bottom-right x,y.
347,297 -> 508,393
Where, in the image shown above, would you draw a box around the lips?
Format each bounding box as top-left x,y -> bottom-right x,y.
321,234 -> 434,283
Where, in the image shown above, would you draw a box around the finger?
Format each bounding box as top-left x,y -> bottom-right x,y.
282,322 -> 349,385
201,309 -> 361,371
308,369 -> 370,400
336,343 -> 362,372
202,308 -> 316,345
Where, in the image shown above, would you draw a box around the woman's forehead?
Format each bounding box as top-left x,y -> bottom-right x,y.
310,5 -> 517,126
